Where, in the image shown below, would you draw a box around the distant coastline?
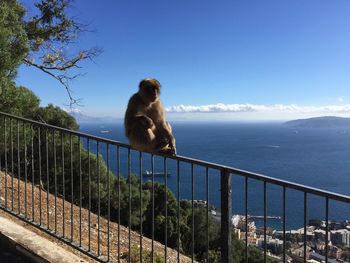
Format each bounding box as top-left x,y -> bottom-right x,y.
285,116 -> 350,128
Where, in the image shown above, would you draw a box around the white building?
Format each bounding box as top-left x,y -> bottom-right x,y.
330,229 -> 350,246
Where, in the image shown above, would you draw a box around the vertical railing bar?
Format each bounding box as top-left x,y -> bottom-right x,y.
23,123 -> 27,218
107,143 -> 110,262
177,160 -> 180,263
220,168 -> 232,263
38,127 -> 42,224
164,157 -> 168,262
304,192 -> 307,263
53,130 -> 57,233
283,186 -> 286,263
31,125 -> 35,221
79,136 -> 82,247
17,120 -> 20,215
87,138 -> 91,251
70,134 -> 73,242
45,129 -> 49,229
151,154 -> 154,262
4,117 -> 8,209
191,163 -> 194,263
11,119 -> 14,211
245,176 -> 248,263
206,167 -> 209,263
62,132 -> 65,238
325,197 -> 329,263
0,118 -> 1,207
139,152 -> 143,263
97,140 -> 100,256
117,146 -> 120,262
264,181 -> 267,263
128,148 -> 131,263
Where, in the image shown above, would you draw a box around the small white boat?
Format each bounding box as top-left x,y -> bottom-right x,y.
142,170 -> 171,176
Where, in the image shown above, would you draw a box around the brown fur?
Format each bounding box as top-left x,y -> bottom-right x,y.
124,78 -> 176,155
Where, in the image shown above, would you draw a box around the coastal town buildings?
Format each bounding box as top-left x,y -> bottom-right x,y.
231,215 -> 350,262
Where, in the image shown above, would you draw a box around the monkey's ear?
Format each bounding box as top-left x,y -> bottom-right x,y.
153,79 -> 161,88
139,79 -> 147,89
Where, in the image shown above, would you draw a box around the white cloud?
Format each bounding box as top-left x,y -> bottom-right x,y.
166,103 -> 350,114
338,96 -> 345,102
63,108 -> 82,114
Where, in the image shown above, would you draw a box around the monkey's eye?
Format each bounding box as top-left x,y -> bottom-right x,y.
150,87 -> 159,93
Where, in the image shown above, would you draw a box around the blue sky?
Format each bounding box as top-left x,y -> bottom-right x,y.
17,0 -> 350,121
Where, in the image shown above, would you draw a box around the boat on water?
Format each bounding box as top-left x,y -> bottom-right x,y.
142,170 -> 171,177
248,215 -> 282,220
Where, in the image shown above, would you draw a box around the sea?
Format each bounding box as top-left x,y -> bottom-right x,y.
79,121 -> 350,230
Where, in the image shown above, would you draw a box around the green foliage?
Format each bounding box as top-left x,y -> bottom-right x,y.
110,174 -> 151,228
189,207 -> 220,259
142,181 -> 181,248
229,234 -> 279,263
35,104 -> 79,130
208,249 -> 221,263
0,84 -> 78,131
0,84 -> 39,117
25,0 -> 79,51
129,245 -> 164,263
0,0 -> 28,80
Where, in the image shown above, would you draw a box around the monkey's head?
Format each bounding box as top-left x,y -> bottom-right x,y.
138,78 -> 161,104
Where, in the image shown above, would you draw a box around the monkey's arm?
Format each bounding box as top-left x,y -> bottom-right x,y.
157,121 -> 176,155
151,103 -> 176,154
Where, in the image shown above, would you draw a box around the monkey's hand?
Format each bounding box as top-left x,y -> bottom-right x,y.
170,136 -> 177,155
159,146 -> 176,156
169,144 -> 177,155
155,137 -> 169,149
155,137 -> 177,155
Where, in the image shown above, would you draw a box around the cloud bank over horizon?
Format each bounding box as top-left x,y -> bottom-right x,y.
61,103 -> 350,122
166,103 -> 350,114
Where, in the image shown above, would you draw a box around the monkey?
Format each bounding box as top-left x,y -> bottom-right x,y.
124,78 -> 176,155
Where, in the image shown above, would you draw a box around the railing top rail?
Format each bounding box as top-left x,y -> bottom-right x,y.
0,111 -> 132,149
226,167 -> 350,203
1,110 -> 350,203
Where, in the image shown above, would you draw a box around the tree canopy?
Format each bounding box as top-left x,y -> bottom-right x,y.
0,0 -> 28,81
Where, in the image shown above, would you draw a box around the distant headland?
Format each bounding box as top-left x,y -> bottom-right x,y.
285,116 -> 350,128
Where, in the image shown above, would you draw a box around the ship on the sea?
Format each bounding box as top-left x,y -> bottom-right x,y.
143,170 -> 171,177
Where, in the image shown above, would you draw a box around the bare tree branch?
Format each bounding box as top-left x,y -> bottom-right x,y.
23,57 -> 84,107
22,0 -> 102,107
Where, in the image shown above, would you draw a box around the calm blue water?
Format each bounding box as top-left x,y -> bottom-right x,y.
80,122 -> 350,230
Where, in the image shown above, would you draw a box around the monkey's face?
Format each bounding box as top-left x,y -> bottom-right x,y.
139,79 -> 161,103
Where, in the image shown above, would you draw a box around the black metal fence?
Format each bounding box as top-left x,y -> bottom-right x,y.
0,111 -> 349,263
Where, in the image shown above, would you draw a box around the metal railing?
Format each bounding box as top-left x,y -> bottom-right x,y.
0,111 -> 349,263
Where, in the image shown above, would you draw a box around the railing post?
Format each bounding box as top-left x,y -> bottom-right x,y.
221,168 -> 232,263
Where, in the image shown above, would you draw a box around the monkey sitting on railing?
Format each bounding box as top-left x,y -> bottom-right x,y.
124,78 -> 176,155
